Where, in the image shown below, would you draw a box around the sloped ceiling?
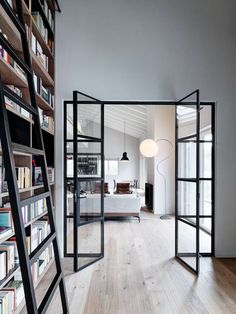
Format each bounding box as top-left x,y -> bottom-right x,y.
77,104 -> 148,139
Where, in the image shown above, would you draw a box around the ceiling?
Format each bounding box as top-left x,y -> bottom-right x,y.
105,105 -> 148,139
76,104 -> 148,139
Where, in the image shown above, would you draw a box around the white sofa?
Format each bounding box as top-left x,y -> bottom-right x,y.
67,192 -> 141,221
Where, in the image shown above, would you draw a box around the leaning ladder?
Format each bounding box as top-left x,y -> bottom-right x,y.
0,0 -> 69,313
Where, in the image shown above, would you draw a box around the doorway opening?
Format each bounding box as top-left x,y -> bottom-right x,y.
63,90 -> 215,275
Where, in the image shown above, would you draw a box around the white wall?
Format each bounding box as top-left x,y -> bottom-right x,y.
154,106 -> 175,215
146,106 -> 175,215
104,126 -> 140,188
56,0 -> 236,257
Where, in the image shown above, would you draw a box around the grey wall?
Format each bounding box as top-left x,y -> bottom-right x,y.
56,0 -> 236,257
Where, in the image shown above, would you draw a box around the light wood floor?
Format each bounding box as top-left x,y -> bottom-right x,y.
22,211 -> 236,314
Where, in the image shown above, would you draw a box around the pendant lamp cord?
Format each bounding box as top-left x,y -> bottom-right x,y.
124,121 -> 126,151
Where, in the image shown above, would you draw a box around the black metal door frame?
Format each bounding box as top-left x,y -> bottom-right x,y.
63,92 -> 215,274
64,91 -> 104,272
175,90 -> 215,275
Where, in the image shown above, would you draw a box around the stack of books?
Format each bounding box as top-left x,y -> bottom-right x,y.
42,0 -> 54,32
2,166 -> 31,193
2,202 -> 30,226
39,108 -> 54,133
0,208 -> 13,242
42,85 -> 54,108
32,12 -> 48,45
31,33 -> 49,71
33,72 -> 54,108
31,198 -> 47,218
5,85 -> 30,119
0,238 -> 18,281
0,279 -> 24,312
31,219 -> 53,284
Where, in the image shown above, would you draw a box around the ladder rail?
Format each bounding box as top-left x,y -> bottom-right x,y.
0,81 -> 38,313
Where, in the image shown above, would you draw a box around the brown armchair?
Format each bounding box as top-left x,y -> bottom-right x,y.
115,183 -> 132,194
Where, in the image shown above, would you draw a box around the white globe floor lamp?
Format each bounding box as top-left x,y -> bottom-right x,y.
140,138 -> 174,219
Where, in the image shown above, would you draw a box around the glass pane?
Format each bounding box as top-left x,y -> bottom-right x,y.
77,221 -> 102,269
200,105 -> 212,140
178,142 -> 196,178
77,155 -> 101,177
78,180 -> 103,223
200,142 -> 212,178
66,219 -> 73,254
78,221 -> 101,253
178,181 -> 196,215
200,180 -> 212,215
177,220 -> 196,270
78,104 -> 101,138
200,218 -> 212,253
66,142 -> 102,178
177,105 -> 197,139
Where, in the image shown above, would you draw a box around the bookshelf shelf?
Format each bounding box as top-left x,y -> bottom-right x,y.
0,56 -> 27,88
0,184 -> 53,198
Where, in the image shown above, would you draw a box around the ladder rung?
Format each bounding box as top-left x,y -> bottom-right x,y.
38,273 -> 62,314
3,86 -> 38,115
20,191 -> 50,207
0,33 -> 32,75
12,143 -> 44,156
29,232 -> 56,265
0,0 -> 26,35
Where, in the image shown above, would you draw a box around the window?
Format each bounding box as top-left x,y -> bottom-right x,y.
105,159 -> 119,176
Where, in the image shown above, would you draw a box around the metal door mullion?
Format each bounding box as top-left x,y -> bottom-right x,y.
196,90 -> 200,274
73,91 -> 79,272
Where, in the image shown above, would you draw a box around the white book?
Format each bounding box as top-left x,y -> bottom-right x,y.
0,252 -> 6,280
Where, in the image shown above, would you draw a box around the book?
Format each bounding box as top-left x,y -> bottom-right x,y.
2,280 -> 24,308
0,252 -> 7,281
0,207 -> 13,240
0,227 -> 12,240
0,289 -> 15,312
0,244 -> 14,273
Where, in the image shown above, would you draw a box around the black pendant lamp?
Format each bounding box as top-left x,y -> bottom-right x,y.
120,121 -> 129,162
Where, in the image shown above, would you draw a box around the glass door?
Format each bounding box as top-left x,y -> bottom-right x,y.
64,91 -> 104,272
175,90 -> 200,274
